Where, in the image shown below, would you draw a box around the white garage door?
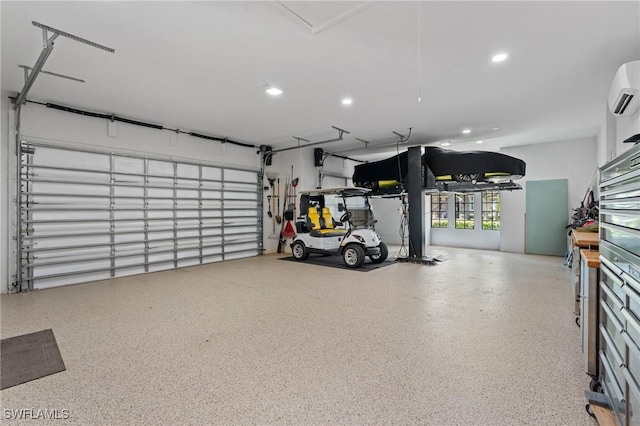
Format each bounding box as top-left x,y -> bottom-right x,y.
17,141 -> 261,290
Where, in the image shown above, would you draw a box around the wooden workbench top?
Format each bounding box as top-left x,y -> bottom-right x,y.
580,249 -> 601,268
572,230 -> 599,248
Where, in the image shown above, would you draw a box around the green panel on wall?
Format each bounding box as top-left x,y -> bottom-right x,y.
525,179 -> 568,256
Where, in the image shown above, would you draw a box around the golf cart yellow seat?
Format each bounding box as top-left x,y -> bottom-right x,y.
321,207 -> 335,229
307,207 -> 321,230
307,207 -> 346,237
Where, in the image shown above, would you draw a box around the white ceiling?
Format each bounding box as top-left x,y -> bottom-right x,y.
2,1 -> 639,160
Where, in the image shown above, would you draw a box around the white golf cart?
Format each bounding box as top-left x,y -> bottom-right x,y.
290,187 -> 388,268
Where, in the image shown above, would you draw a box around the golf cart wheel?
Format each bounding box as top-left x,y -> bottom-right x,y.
291,241 -> 309,261
369,242 -> 388,264
343,244 -> 366,268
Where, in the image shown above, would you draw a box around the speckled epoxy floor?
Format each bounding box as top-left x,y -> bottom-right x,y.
1,247 -> 597,425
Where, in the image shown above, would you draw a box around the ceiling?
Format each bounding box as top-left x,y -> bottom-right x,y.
2,1 -> 639,160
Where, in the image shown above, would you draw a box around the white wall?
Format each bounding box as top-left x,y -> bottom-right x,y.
262,148 -> 304,254
260,146 -> 361,254
1,101 -> 262,293
597,104 -> 619,166
615,112 -> 640,157
500,137 -> 597,253
369,197 -> 405,245
19,105 -> 259,169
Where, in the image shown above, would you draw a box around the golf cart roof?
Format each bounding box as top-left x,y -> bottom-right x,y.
299,187 -> 371,197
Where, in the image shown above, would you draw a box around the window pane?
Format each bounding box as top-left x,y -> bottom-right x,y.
455,193 -> 474,229
481,191 -> 500,230
431,193 -> 449,228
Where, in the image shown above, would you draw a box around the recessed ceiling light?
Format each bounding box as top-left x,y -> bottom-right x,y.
462,129 -> 471,134
492,127 -> 499,130
476,140 -> 484,144
441,141 -> 451,146
341,98 -> 353,105
492,53 -> 508,63
266,87 -> 283,96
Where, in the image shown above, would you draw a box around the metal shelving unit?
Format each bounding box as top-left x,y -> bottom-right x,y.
597,142 -> 640,426
16,141 -> 261,291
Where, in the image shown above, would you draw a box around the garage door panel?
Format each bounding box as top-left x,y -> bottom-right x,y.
32,234 -> 112,249
18,141 -> 261,290
225,209 -> 258,217
35,244 -> 111,258
114,219 -> 145,231
176,218 -> 199,229
202,247 -> 223,256
114,264 -> 145,277
177,229 -> 200,239
31,180 -> 110,195
202,235 -> 223,244
149,231 -> 175,242
224,169 -> 256,182
113,156 -> 144,174
114,232 -> 146,244
177,163 -> 199,178
177,188 -> 199,198
32,147 -> 110,171
177,248 -> 200,258
114,255 -> 145,267
147,187 -> 174,199
34,272 -> 111,290
176,201 -> 200,211
145,211 -> 173,220
31,210 -> 111,222
201,167 -> 222,181
148,159 -> 174,176
114,186 -> 144,197
224,218 -> 256,226
33,259 -> 112,278
201,229 -> 222,239
34,218 -> 111,230
148,261 -> 175,273
178,258 -> 201,268
225,190 -> 257,200
114,210 -> 145,221
118,244 -> 147,256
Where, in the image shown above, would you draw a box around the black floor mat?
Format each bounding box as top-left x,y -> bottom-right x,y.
1,329 -> 66,390
279,255 -> 395,272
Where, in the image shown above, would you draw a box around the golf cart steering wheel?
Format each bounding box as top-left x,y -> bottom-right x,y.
340,211 -> 351,223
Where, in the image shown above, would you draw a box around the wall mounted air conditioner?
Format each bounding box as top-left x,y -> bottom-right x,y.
608,60 -> 640,117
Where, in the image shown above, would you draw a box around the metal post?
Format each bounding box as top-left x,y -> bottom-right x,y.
173,161 -> 178,268
24,145 -> 34,289
14,105 -> 24,291
109,154 -> 115,277
198,165 -> 203,263
257,170 -> 263,254
221,168 -> 225,261
143,158 -> 149,272
407,146 -> 425,258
